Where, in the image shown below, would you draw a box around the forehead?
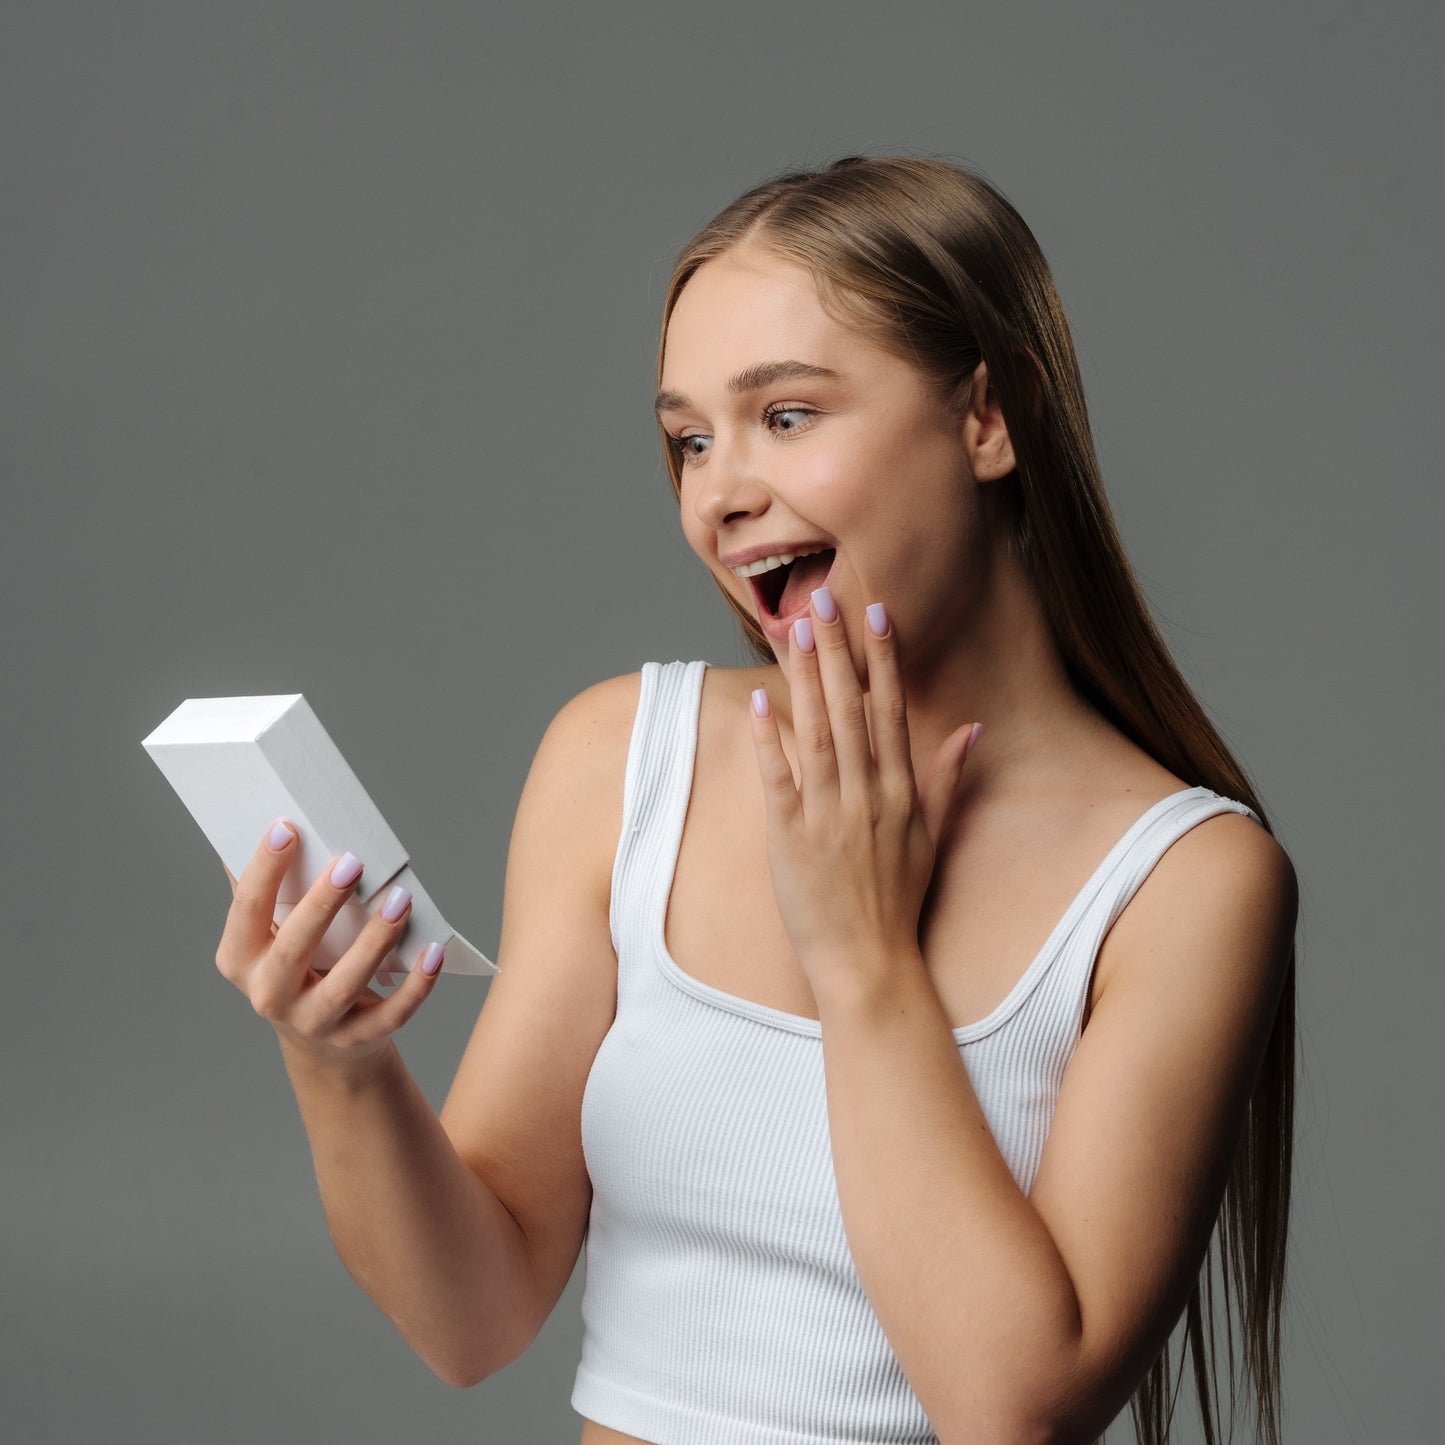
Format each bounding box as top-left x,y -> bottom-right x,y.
661,246 -> 866,385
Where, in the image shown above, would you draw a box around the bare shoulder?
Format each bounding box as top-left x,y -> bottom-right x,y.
553,668 -> 645,734
1141,806 -> 1296,933
524,670 -> 644,888
1101,802 -> 1298,1011
539,669 -> 643,769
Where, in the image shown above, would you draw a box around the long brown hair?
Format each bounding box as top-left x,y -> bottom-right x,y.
656,155 -> 1295,1445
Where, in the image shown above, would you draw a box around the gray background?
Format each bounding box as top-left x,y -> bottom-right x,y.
4,2 -> 1438,1441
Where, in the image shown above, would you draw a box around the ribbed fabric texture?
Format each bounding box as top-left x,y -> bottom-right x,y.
571,660 -> 1262,1444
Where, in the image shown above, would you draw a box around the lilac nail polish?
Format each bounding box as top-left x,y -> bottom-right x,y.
811,586 -> 837,622
267,818 -> 295,851
794,617 -> 815,653
330,852 -> 364,889
866,603 -> 888,637
420,942 -> 445,976
382,885 -> 411,922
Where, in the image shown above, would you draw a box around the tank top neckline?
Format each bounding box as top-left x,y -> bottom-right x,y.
643,660 -> 1216,1043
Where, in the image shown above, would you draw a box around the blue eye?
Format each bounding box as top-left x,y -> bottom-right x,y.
667,433 -> 710,463
665,405 -> 817,465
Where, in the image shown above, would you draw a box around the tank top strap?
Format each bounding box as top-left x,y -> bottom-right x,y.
1088,786 -> 1262,934
1023,786 -> 1265,1043
608,660 -> 708,975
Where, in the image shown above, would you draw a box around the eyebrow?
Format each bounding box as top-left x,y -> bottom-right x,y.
654,359 -> 844,416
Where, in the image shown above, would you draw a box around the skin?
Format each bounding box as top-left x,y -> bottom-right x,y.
216,240 -> 1290,1441
662,240 -> 1124,821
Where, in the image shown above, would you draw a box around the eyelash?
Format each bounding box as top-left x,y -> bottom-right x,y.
666,404 -> 817,464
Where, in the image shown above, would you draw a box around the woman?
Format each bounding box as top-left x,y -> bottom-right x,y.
216,156 -> 1299,1445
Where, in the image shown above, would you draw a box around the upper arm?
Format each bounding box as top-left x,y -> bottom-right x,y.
436,670 -> 640,1349
1025,811 -> 1298,1434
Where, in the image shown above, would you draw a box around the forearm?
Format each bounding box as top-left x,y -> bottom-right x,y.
816,950 -> 1084,1443
278,1037 -> 536,1388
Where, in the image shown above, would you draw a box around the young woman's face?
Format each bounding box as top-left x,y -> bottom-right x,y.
659,243 -> 984,683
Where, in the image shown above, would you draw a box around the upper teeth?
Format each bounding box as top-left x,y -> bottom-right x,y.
730,545 -> 830,579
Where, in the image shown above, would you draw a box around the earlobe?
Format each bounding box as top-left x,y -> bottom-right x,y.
975,433 -> 1017,483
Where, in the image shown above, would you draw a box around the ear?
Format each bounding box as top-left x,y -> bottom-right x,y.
959,359 -> 1017,482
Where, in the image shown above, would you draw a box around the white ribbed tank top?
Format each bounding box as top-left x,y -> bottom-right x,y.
571,660 -> 1261,1445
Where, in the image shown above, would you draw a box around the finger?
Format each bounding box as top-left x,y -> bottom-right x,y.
860,601 -> 914,796
331,939 -> 448,1052
747,684 -> 802,825
919,722 -> 981,848
215,818 -> 299,982
807,586 -> 873,799
297,880 -> 419,1030
250,849 -> 368,1012
789,612 -> 839,807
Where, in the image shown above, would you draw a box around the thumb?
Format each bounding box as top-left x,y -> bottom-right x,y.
919,723 -> 981,846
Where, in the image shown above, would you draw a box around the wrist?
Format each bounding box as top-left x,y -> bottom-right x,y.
275,1030 -> 399,1094
808,937 -> 929,1018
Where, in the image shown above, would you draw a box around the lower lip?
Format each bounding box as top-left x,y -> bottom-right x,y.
750,558 -> 836,644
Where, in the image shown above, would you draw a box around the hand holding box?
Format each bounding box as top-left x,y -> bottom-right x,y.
142,694 -> 496,987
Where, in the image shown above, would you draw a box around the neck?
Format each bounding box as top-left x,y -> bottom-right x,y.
878,536 -> 1108,805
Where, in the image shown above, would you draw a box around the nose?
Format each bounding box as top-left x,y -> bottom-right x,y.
689,435 -> 772,531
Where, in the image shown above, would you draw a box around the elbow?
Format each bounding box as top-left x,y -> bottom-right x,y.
933,1365 -> 1105,1445
435,1362 -> 484,1391
433,1340 -> 529,1391
418,1317 -> 540,1391
1000,1392 -> 1114,1445
421,1349 -> 494,1391
431,1350 -> 508,1391
998,1386 -> 1111,1445
937,1415 -> 1096,1445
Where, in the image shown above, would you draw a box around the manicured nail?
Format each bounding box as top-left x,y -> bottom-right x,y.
866,602 -> 888,637
420,942 -> 445,976
965,722 -> 983,755
381,885 -> 411,922
793,616 -> 815,652
811,586 -> 837,622
267,818 -> 295,851
751,687 -> 770,718
330,852 -> 364,889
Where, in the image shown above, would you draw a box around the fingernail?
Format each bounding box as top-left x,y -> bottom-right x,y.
382,885 -> 411,922
965,722 -> 983,755
793,616 -> 815,653
751,687 -> 770,718
866,602 -> 888,637
811,586 -> 837,622
267,818 -> 296,851
331,852 -> 364,889
420,942 -> 445,976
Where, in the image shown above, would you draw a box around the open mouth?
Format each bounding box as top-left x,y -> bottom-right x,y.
749,548 -> 837,619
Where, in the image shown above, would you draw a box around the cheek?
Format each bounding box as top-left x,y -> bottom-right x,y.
677,488 -> 710,555
784,454 -> 867,535
798,416 -> 923,521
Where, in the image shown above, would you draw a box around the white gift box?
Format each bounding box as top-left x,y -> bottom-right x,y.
142,694 -> 497,987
